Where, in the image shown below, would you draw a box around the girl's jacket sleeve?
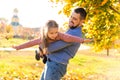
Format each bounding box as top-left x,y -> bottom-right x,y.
57,32 -> 84,43
14,38 -> 42,50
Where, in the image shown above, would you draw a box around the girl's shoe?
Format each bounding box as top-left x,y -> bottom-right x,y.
35,50 -> 41,60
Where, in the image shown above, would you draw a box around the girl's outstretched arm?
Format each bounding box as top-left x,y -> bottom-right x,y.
58,32 -> 92,43
12,38 -> 42,50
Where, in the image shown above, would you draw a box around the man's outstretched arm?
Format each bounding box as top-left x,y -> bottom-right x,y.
47,41 -> 72,54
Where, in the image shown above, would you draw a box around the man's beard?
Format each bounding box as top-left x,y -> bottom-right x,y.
70,26 -> 77,29
69,21 -> 80,29
70,24 -> 79,29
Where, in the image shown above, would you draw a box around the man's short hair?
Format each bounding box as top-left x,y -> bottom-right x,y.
74,7 -> 87,20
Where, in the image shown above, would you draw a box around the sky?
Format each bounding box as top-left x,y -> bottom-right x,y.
0,0 -> 67,28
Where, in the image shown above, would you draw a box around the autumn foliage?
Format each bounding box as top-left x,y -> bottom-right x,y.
0,21 -> 40,40
0,23 -> 14,40
50,0 -> 120,54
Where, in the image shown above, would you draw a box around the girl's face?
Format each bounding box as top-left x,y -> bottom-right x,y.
47,27 -> 58,40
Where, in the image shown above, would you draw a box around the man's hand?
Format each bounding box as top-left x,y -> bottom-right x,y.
83,38 -> 94,43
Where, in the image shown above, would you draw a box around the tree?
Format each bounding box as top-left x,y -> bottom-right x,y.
4,25 -> 14,40
50,0 -> 120,56
0,18 -> 14,39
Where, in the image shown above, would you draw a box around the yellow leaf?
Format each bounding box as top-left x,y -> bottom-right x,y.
58,10 -> 62,14
101,0 -> 108,6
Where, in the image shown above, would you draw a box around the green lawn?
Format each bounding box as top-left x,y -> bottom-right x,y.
0,38 -> 38,48
0,51 -> 43,80
0,50 -> 120,80
0,38 -> 120,80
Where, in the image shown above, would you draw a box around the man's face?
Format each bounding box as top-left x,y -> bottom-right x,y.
69,12 -> 81,28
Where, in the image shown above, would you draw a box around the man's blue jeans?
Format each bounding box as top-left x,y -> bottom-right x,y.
40,60 -> 67,80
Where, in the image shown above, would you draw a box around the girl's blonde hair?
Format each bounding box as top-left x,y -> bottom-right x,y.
43,20 -> 59,39
40,20 -> 59,53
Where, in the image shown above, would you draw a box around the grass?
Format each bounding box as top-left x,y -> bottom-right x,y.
0,50 -> 120,80
1,38 -> 120,80
0,38 -> 28,47
0,51 -> 43,80
0,38 -> 38,48
65,50 -> 120,80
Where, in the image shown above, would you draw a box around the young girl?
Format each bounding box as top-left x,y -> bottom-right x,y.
13,20 -> 92,61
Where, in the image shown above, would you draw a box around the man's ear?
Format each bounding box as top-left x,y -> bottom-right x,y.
80,20 -> 85,26
81,20 -> 85,23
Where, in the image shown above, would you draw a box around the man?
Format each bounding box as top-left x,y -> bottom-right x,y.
40,7 -> 89,80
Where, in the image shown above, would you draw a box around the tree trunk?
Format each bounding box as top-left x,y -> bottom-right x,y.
107,48 -> 109,56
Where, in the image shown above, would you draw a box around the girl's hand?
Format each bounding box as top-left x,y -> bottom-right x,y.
12,45 -> 19,50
